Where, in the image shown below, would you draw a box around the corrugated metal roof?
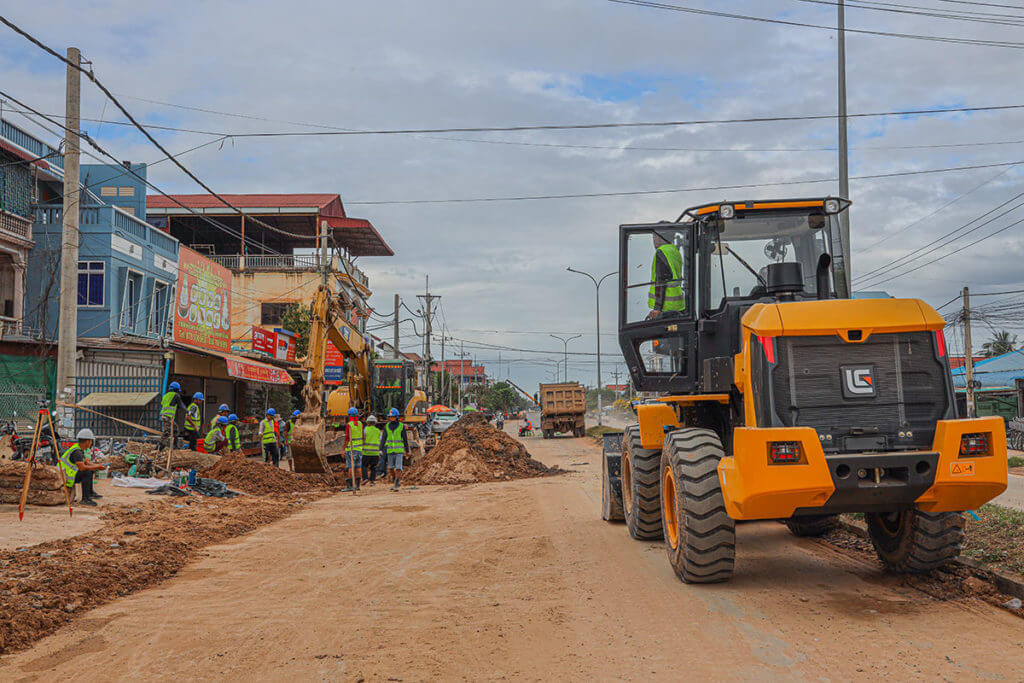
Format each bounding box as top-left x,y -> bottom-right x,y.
147,193 -> 339,209
950,350 -> 1024,388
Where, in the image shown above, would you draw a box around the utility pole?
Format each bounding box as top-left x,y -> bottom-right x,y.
460,340 -> 465,411
393,293 -> 400,359
963,286 -> 976,418
440,333 -> 446,405
55,47 -> 81,422
417,276 -> 439,402
837,0 -> 852,293
318,221 -> 331,418
612,367 -> 621,397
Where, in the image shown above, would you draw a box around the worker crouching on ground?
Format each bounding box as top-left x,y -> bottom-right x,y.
158,381 -> 187,450
210,403 -> 230,431
342,407 -> 363,492
58,428 -> 106,507
362,415 -> 382,486
225,413 -> 242,453
260,408 -> 281,466
183,392 -> 204,451
204,416 -> 229,455
384,407 -> 409,491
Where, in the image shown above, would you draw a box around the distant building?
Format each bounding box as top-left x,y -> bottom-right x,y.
431,359 -> 486,384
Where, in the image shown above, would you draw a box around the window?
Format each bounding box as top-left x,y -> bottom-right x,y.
624,227 -> 691,325
119,270 -> 143,331
118,186 -> 135,197
261,302 -> 290,326
77,261 -> 105,307
149,280 -> 170,336
100,186 -> 117,197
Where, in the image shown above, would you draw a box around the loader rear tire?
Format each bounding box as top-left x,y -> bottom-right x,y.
865,509 -> 965,573
661,428 -> 735,583
785,514 -> 839,537
622,425 -> 663,540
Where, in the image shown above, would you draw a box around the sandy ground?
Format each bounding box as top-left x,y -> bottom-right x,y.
2,429 -> 1023,680
994,468 -> 1024,512
0,478 -> 151,551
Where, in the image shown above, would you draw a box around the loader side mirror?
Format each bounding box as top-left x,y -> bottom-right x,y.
816,253 -> 832,300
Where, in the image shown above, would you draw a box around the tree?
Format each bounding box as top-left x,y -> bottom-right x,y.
982,330 -> 1017,357
585,387 -> 617,410
281,304 -> 312,357
479,381 -> 527,413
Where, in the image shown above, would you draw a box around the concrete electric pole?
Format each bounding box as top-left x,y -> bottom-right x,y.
963,286 -> 976,418
56,46 -> 81,421
837,0 -> 852,293
393,293 -> 400,359
417,276 -> 439,401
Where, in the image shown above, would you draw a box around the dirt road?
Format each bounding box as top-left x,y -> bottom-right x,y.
2,432 -> 1022,680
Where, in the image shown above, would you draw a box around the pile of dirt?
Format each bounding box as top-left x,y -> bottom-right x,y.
405,412 -> 559,485
199,454 -> 338,495
0,494 -> 310,654
0,461 -> 65,506
104,449 -> 220,474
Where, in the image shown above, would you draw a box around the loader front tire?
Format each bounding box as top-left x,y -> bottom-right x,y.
865,509 -> 965,573
661,428 -> 735,583
785,514 -> 839,537
622,425 -> 663,540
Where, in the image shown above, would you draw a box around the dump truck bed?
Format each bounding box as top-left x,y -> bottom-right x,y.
539,382 -> 586,437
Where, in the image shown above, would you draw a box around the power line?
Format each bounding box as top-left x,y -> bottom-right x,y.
608,0 -> 1024,48
347,158 -> 1024,205
792,0 -> 1024,26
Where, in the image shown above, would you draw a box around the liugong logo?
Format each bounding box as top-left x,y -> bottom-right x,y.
841,365 -> 876,398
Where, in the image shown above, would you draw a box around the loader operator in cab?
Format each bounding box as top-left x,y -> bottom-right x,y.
647,233 -> 685,320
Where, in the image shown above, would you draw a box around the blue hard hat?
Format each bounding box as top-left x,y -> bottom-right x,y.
193,392 -> 204,400
292,410 -> 301,418
217,415 -> 229,425
228,413 -> 238,422
219,404 -> 230,412
169,381 -> 181,391
347,407 -> 359,416
266,408 -> 276,416
388,408 -> 400,417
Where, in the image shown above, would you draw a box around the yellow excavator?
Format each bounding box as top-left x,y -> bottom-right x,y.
290,283 -> 427,473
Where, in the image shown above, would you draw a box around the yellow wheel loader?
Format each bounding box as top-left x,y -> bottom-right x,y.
602,197 -> 1007,583
290,284 -> 427,473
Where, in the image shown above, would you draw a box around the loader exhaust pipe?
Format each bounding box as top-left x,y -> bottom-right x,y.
816,253 -> 832,300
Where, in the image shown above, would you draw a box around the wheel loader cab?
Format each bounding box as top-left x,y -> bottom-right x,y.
608,196 -> 1008,585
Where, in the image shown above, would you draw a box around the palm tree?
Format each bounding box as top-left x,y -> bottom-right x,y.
982,330 -> 1017,357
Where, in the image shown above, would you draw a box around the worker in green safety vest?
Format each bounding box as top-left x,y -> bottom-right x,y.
383,408 -> 409,491
183,392 -> 204,451
647,233 -> 686,320
342,407 -> 364,492
259,408 -> 281,467
58,428 -> 106,507
158,381 -> 187,450
210,403 -> 230,430
225,413 -> 242,452
361,415 -> 382,486
204,416 -> 229,454
284,410 -> 300,466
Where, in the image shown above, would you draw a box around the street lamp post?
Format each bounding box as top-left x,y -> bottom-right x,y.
567,267 -> 617,426
549,334 -> 581,382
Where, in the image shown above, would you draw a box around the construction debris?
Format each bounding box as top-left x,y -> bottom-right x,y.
405,412 -> 560,485
199,454 -> 338,496
0,462 -> 65,506
104,449 -> 218,474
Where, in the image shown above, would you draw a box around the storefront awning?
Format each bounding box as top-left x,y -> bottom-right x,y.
78,391 -> 159,407
224,353 -> 294,385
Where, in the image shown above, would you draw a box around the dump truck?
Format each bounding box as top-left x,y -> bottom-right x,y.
290,283 -> 426,474
539,382 -> 586,438
602,197 -> 1007,583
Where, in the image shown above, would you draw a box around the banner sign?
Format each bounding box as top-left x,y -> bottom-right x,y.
252,327 -> 276,356
274,328 -> 296,362
174,247 -> 231,353
324,366 -> 345,384
225,357 -> 294,385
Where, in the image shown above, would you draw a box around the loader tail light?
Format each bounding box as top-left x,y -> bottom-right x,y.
769,441 -> 803,464
758,335 -> 775,364
959,432 -> 990,457
935,330 -> 946,358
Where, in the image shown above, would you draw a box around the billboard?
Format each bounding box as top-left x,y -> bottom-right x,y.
252,326 -> 276,356
173,247 -> 231,354
252,326 -> 298,362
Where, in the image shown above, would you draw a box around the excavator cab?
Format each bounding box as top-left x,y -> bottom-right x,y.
603,197 -> 1007,584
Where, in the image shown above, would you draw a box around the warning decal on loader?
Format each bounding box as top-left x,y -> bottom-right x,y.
950,461 -> 976,476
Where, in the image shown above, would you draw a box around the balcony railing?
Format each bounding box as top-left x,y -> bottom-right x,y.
208,254 -> 369,288
0,210 -> 32,241
1,119 -> 64,171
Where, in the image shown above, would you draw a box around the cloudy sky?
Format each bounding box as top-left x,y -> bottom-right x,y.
3,0 -> 1024,389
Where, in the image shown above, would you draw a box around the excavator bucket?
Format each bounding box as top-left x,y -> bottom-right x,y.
289,413 -> 333,474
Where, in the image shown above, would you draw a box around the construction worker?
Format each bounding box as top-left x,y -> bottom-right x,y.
362,415 -> 382,486
204,415 -> 229,455
284,410 -> 300,465
158,381 -> 187,450
225,413 -> 242,453
58,428 -> 106,507
342,407 -> 363,492
647,232 -> 685,320
183,392 -> 204,451
210,403 -> 230,430
383,407 -> 409,491
260,408 -> 281,466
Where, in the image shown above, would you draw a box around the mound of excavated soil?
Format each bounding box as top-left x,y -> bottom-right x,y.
104,449 -> 219,474
0,461 -> 65,506
199,454 -> 338,495
405,412 -> 559,485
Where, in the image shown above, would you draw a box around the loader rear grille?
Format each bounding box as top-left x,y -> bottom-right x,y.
770,332 -> 950,451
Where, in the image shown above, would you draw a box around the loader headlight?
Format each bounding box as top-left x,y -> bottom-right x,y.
719,204 -> 735,219
823,199 -> 841,214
